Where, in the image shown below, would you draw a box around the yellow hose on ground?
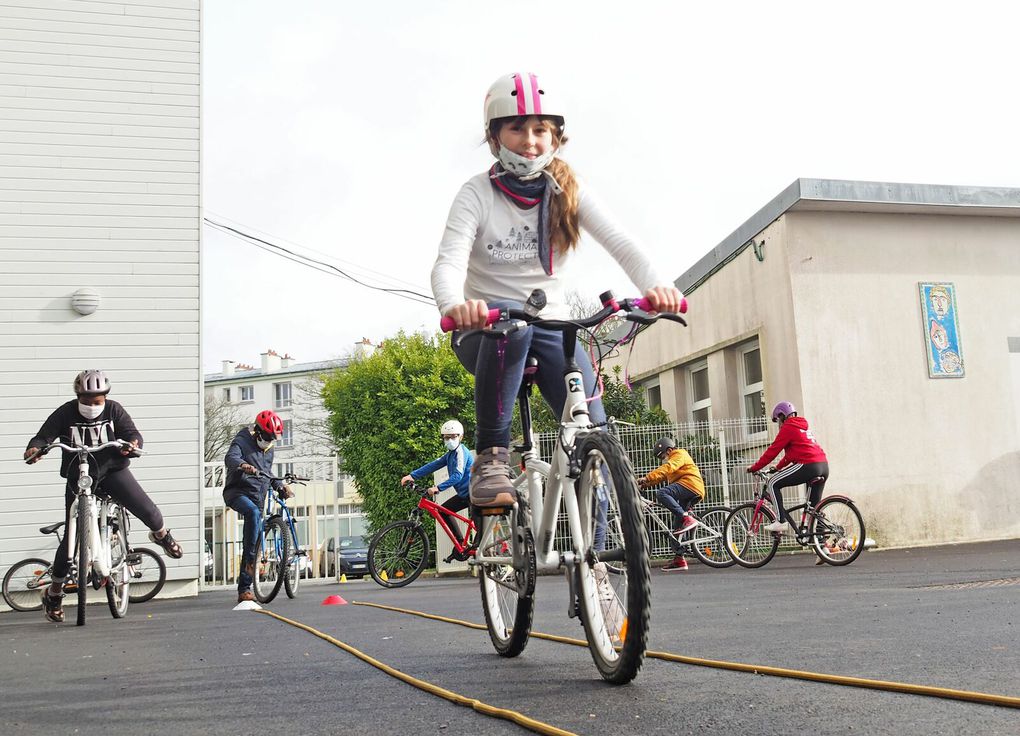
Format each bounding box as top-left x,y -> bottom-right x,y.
352,600 -> 1020,710
254,609 -> 576,736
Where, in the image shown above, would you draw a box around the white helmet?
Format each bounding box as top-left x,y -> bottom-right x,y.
440,419 -> 464,437
484,72 -> 563,127
73,369 -> 111,396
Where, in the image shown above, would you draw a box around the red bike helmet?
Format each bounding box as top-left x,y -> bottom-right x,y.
255,410 -> 283,438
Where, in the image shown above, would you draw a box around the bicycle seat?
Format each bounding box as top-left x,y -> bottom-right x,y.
40,521 -> 65,535
807,476 -> 826,486
522,356 -> 539,387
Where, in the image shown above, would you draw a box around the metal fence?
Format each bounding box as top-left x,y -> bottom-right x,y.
532,418 -> 782,558
200,457 -> 367,589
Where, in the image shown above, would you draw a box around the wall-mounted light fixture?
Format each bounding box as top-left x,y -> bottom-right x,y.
752,239 -> 765,262
71,287 -> 100,315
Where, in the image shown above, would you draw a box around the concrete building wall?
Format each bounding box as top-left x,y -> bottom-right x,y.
786,211 -> 1020,546
0,0 -> 201,593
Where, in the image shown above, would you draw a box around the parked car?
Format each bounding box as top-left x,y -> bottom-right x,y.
318,535 -> 369,579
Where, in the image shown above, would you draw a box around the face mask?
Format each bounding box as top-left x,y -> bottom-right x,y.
444,438 -> 461,452
77,402 -> 104,420
496,144 -> 555,180
256,436 -> 275,451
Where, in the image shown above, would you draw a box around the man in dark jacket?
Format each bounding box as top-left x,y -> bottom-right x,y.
24,370 -> 183,623
223,409 -> 292,603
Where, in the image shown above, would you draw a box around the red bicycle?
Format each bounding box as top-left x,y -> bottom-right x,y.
367,482 -> 476,588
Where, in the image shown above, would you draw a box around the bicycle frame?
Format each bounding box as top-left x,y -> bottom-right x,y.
641,499 -> 722,548
472,346 -> 592,575
750,474 -> 823,546
415,495 -> 475,553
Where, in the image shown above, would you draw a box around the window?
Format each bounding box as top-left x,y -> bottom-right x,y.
274,381 -> 292,409
223,387 -> 231,402
688,361 -> 711,425
274,462 -> 293,478
643,377 -> 662,410
239,385 -> 254,403
739,342 -> 767,435
278,419 -> 293,447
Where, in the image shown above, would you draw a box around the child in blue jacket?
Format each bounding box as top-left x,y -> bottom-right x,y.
401,420 -> 474,543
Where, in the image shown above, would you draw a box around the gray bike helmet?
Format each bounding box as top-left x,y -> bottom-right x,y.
653,437 -> 676,459
73,369 -> 111,396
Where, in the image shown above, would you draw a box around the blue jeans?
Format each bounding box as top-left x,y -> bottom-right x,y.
452,300 -> 607,451
656,484 -> 701,553
226,494 -> 262,592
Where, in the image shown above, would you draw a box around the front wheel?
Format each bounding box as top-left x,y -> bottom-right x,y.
76,502 -> 90,626
574,432 -> 651,684
368,521 -> 429,588
127,548 -> 166,604
253,517 -> 290,604
106,532 -> 130,618
725,502 -> 780,569
479,509 -> 535,657
811,497 -> 866,566
2,558 -> 52,612
284,554 -> 300,598
689,508 -> 736,569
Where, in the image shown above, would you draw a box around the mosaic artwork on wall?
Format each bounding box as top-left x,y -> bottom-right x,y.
918,282 -> 964,378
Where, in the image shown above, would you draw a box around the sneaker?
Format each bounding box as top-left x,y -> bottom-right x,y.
673,515 -> 697,535
42,589 -> 64,623
469,447 -> 515,508
662,556 -> 688,572
149,529 -> 183,559
764,520 -> 789,534
237,590 -> 255,603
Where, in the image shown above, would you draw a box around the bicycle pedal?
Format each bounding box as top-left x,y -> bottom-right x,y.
125,553 -> 142,565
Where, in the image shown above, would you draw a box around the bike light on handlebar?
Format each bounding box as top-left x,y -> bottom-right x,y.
78,475 -> 93,490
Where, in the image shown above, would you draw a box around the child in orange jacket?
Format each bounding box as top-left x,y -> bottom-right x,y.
638,437 -> 705,572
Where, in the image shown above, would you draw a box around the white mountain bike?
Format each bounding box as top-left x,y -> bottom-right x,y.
29,439 -> 143,625
445,289 -> 687,683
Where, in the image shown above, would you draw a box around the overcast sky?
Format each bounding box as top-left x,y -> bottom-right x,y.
201,0 -> 1019,373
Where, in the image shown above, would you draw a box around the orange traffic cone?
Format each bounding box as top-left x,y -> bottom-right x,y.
321,594 -> 347,606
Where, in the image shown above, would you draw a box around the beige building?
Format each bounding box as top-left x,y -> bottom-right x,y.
618,179 -> 1020,548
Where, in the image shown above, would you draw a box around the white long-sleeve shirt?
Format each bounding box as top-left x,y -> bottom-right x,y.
431,171 -> 669,319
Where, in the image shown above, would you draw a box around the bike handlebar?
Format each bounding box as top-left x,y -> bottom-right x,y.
439,292 -> 688,334
28,439 -> 142,463
253,470 -> 309,484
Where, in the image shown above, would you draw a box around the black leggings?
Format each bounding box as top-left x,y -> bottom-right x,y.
52,467 -> 164,580
437,493 -> 471,545
766,462 -> 829,524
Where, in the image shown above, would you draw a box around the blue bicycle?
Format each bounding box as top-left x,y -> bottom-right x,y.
252,471 -> 308,603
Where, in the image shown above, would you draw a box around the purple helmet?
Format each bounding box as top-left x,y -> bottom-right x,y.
771,401 -> 796,422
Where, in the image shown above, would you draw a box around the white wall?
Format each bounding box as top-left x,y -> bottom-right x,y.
0,1 -> 201,586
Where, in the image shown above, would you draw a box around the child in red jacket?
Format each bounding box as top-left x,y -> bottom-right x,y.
746,401 -> 828,534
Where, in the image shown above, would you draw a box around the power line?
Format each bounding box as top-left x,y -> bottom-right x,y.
203,217 -> 436,306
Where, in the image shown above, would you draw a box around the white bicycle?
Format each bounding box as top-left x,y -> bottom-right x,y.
446,289 -> 687,683
29,438 -> 143,625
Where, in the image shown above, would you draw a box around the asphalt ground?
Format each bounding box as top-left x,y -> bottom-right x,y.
1,540 -> 1017,736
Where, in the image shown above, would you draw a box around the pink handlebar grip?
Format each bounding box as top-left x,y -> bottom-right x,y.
440,308 -> 502,333
635,296 -> 688,314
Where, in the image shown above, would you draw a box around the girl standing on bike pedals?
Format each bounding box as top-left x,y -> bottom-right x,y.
638,437 -> 706,572
223,410 -> 293,604
433,72 -> 684,508
400,420 -> 474,543
746,401 -> 829,536
23,370 -> 184,623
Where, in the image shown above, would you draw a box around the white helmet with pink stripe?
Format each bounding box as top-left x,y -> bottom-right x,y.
484,72 -> 562,127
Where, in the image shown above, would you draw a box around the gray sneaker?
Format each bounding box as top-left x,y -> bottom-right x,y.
470,447 -> 516,508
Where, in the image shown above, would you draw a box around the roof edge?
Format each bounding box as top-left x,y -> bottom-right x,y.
675,178 -> 1020,295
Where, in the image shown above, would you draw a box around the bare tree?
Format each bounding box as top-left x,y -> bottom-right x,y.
292,372 -> 338,457
566,289 -> 625,358
204,395 -> 247,462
